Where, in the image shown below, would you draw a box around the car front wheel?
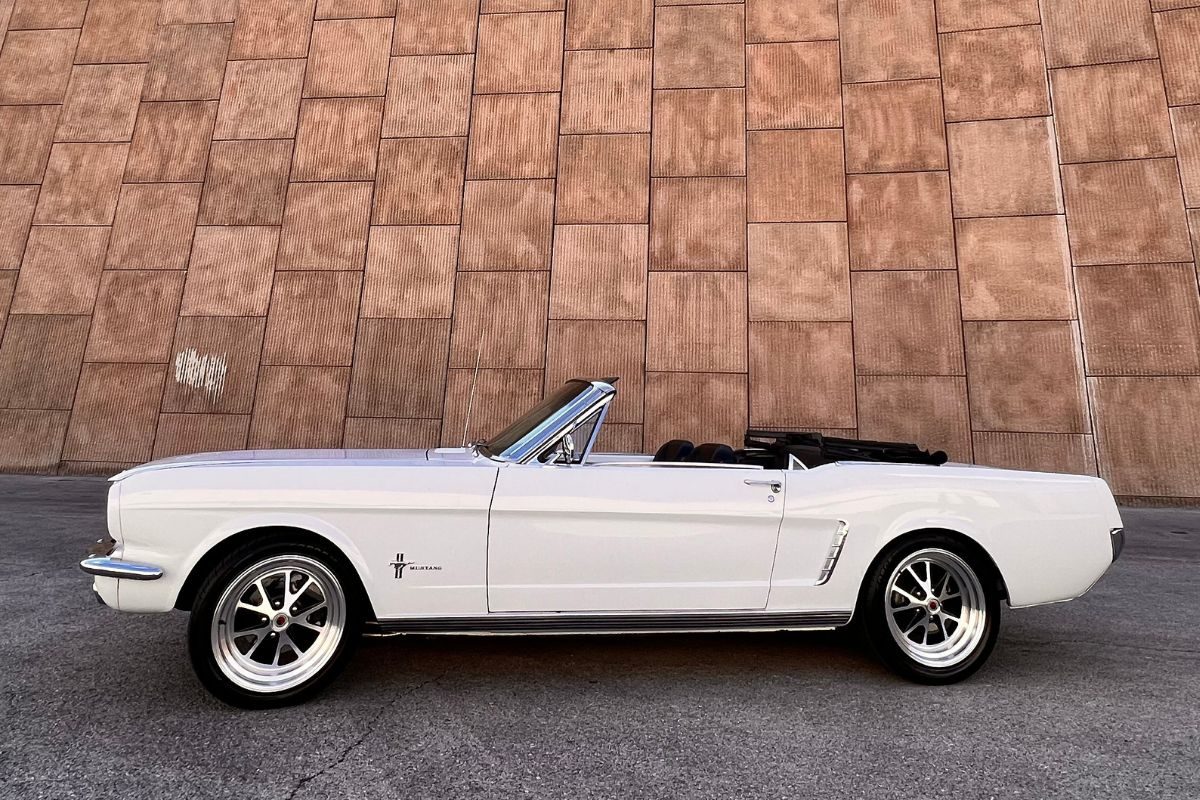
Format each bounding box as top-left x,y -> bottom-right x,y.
862,537 -> 1000,684
188,540 -> 362,708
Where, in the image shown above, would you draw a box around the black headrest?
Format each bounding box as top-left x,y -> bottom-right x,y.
687,443 -> 737,464
653,439 -> 694,462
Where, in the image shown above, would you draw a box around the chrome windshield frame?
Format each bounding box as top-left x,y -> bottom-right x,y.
485,379 -> 616,464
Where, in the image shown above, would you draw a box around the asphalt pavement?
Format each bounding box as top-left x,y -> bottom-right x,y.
0,474 -> 1197,799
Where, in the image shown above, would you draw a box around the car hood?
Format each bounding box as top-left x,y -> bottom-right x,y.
110,446 -> 491,481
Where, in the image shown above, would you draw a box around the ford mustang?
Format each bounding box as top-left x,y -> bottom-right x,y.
81,378 -> 1125,707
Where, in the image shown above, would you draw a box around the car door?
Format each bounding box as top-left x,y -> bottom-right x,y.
487,463 -> 786,612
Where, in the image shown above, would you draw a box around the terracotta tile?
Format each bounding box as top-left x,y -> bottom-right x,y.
249,366 -> 350,449
956,216 -> 1074,320
13,226 -> 109,314
373,137 -> 467,224
940,26 -> 1049,122
549,224 -> 647,319
0,410 -> 70,472
972,432 -> 1096,475
292,97 -> 383,181
277,182 -> 372,270
440,368 -> 543,446
565,0 -> 651,50
847,172 -> 954,270
460,180 -> 555,270
748,223 -> 850,321
643,371 -> 746,449
383,55 -> 474,138
654,5 -> 744,89
152,413 -> 250,459
229,0 -> 314,59
263,272 -> 362,366
1076,263 -> 1200,375
198,139 -> 293,225
947,118 -> 1062,218
305,17 -> 393,98
595,422 -> 642,453
857,376 -> 971,460
545,320 -> 644,423
63,363 -> 165,462
316,0 -> 395,17
647,272 -> 746,372
748,130 -> 845,222
449,271 -> 549,368
1152,0 -> 1200,9
0,29 -> 77,104
344,418 -> 440,449
475,11 -> 563,94
125,101 -> 217,183
0,187 -> 39,270
1051,61 -> 1174,163
85,270 -> 185,362
748,321 -> 854,428
1041,0 -> 1157,68
0,105 -> 58,184
159,0 -> 239,24
650,177 -> 745,270
1089,377 -> 1200,496
77,0 -> 160,63
0,314 -> 89,409
483,0 -> 563,10
56,64 -> 147,142
746,41 -> 839,130
965,320 -> 1089,432
852,270 -> 964,376
361,225 -> 457,318
143,23 -> 231,102
561,48 -> 651,134
1156,9 -> 1200,105
652,89 -> 745,176
840,0 -> 938,83
162,316 -> 265,413
1061,158 -> 1193,265
9,0 -> 88,28
181,226 -> 278,316
1175,105 -> 1200,207
936,0 -> 1039,32
106,183 -> 201,270
35,143 -> 128,225
467,92 -> 559,179
0,274 -> 15,337
746,0 -> 838,43
843,79 -> 946,173
214,59 -> 307,140
557,134 -> 650,223
347,318 -> 451,417
393,0 -> 477,55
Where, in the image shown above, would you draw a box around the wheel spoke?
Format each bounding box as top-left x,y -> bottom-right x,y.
291,618 -> 325,634
891,586 -> 923,607
902,611 -> 928,637
285,574 -> 314,608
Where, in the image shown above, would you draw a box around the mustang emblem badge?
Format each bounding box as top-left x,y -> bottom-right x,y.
390,553 -> 412,579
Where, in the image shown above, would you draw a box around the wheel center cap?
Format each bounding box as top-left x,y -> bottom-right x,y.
273,613 -> 289,629
927,599 -> 939,612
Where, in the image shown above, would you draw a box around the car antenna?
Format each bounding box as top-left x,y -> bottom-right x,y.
461,326 -> 485,447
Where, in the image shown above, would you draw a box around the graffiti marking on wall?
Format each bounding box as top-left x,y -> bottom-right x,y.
174,348 -> 228,402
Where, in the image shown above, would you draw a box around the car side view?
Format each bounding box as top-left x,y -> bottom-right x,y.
82,378 -> 1125,708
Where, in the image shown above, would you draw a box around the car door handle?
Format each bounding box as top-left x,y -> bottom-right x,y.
744,479 -> 782,493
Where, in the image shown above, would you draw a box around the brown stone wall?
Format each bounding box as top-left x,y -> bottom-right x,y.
0,0 -> 1199,499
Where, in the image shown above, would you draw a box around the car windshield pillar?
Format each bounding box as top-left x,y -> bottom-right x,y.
481,379 -> 616,464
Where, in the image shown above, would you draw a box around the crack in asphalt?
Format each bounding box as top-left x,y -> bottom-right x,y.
283,672 -> 447,800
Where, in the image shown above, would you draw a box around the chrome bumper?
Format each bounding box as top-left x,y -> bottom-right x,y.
80,557 -> 163,581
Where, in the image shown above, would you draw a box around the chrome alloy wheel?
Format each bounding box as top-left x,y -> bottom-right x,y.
211,555 -> 346,694
884,548 -> 987,669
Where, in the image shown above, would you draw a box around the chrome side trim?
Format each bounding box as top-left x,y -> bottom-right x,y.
369,609 -> 853,634
814,521 -> 849,586
80,557 -> 163,581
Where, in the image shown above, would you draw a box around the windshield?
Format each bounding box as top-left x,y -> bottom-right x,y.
480,380 -> 591,458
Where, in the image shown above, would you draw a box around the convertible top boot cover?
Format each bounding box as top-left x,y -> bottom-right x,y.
741,430 -> 949,469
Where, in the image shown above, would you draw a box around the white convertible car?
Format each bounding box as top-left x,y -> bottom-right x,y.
82,378 -> 1125,707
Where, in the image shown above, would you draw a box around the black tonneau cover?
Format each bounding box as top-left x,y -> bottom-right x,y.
741,429 -> 948,469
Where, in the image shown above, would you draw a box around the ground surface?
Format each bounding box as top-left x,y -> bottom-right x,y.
0,475 -> 1197,799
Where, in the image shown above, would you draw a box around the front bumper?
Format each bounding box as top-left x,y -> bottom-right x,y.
1110,527 -> 1125,562
80,556 -> 163,580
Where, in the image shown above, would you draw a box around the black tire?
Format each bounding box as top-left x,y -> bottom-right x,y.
187,536 -> 363,708
860,533 -> 1001,684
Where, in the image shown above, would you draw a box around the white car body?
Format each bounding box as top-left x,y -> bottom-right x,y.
88,379 -> 1123,636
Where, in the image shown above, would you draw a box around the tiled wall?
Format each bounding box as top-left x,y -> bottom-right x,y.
0,0 -> 1199,499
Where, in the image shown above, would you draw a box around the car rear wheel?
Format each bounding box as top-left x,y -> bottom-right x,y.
861,536 -> 1000,684
188,539 -> 362,708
